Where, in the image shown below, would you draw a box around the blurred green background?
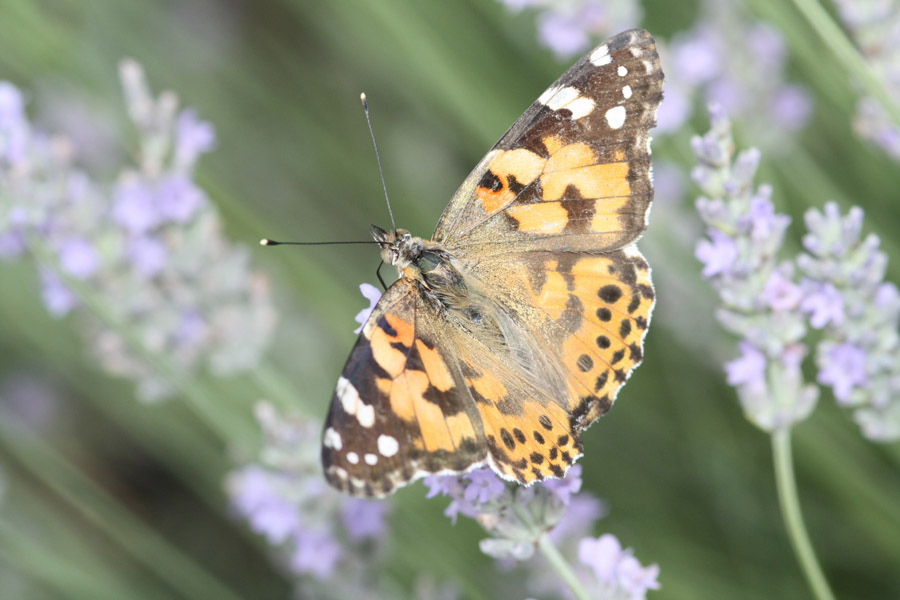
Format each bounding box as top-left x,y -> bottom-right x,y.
1,0 -> 899,598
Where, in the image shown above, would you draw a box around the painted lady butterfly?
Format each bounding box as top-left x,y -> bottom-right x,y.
322,29 -> 663,497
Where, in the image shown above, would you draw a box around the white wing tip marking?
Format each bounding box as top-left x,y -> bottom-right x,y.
590,44 -> 611,66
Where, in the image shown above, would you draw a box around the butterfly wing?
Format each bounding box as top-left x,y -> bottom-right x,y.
321,279 -> 488,496
431,29 -> 662,477
434,28 -> 662,256
323,29 -> 663,496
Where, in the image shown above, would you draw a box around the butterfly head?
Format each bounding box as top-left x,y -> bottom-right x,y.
371,225 -> 423,271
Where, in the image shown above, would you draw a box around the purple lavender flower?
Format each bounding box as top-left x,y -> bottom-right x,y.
340,499 -> 389,542
0,82 -> 25,128
578,534 -> 622,584
547,493 -> 606,545
291,529 -> 342,579
725,342 -> 767,390
353,283 -> 382,334
229,466 -> 301,544
577,534 -> 661,598
0,81 -> 28,166
112,177 -> 160,234
771,85 -> 813,130
57,237 -> 100,279
174,108 -> 216,169
156,175 -> 205,223
666,3 -> 812,147
0,229 -> 24,257
542,464 -> 583,504
798,202 -> 900,439
0,63 -> 277,402
498,0 -> 641,59
617,554 -> 662,597
464,469 -> 506,504
695,228 -> 738,278
39,270 -> 78,317
427,460 -> 658,598
800,282 -> 844,329
764,266 -> 803,312
692,107 -> 818,431
423,473 -> 464,499
817,343 -> 868,404
128,235 -> 168,277
537,11 -> 591,59
655,80 -> 692,135
229,406 -> 393,591
670,27 -> 721,87
695,107 -> 900,440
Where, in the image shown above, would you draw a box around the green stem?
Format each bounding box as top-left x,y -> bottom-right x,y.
537,535 -> 592,600
790,0 -> 900,128
509,503 -> 591,600
772,429 -> 837,600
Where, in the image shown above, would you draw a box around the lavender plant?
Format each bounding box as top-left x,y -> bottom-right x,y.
0,62 -> 276,404
694,104 -> 900,441
661,1 -> 812,140
227,403 -> 453,600
496,0 -> 642,59
692,105 -> 818,432
426,466 -> 659,600
692,104 -> 900,600
798,203 -> 900,440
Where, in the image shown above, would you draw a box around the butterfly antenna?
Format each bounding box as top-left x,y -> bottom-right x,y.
260,239 -> 373,246
360,93 -> 396,231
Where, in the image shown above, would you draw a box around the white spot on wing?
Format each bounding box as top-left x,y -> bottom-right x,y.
364,453 -> 378,466
605,105 -> 626,129
622,85 -> 632,99
542,86 -> 595,120
590,44 -> 611,66
618,65 -> 628,77
337,376 -> 358,413
357,403 -> 375,428
337,375 -> 375,428
347,452 -> 359,465
324,427 -> 342,451
565,97 -> 595,120
377,434 -> 399,457
546,86 -> 578,110
538,84 -> 561,106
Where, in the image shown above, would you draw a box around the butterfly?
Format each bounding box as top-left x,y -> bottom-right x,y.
322,29 -> 663,497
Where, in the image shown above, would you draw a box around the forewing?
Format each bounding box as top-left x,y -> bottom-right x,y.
433,29 -> 663,257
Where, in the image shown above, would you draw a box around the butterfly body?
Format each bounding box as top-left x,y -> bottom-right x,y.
323,29 -> 664,497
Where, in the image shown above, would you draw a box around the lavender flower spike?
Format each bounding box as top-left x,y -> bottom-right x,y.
426,465 -> 660,598
227,403 -> 393,595
798,203 -> 900,441
496,0 -> 642,59
0,65 -> 277,402
692,105 -> 818,430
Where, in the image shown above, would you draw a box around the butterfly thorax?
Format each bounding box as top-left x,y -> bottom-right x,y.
371,225 -> 469,311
